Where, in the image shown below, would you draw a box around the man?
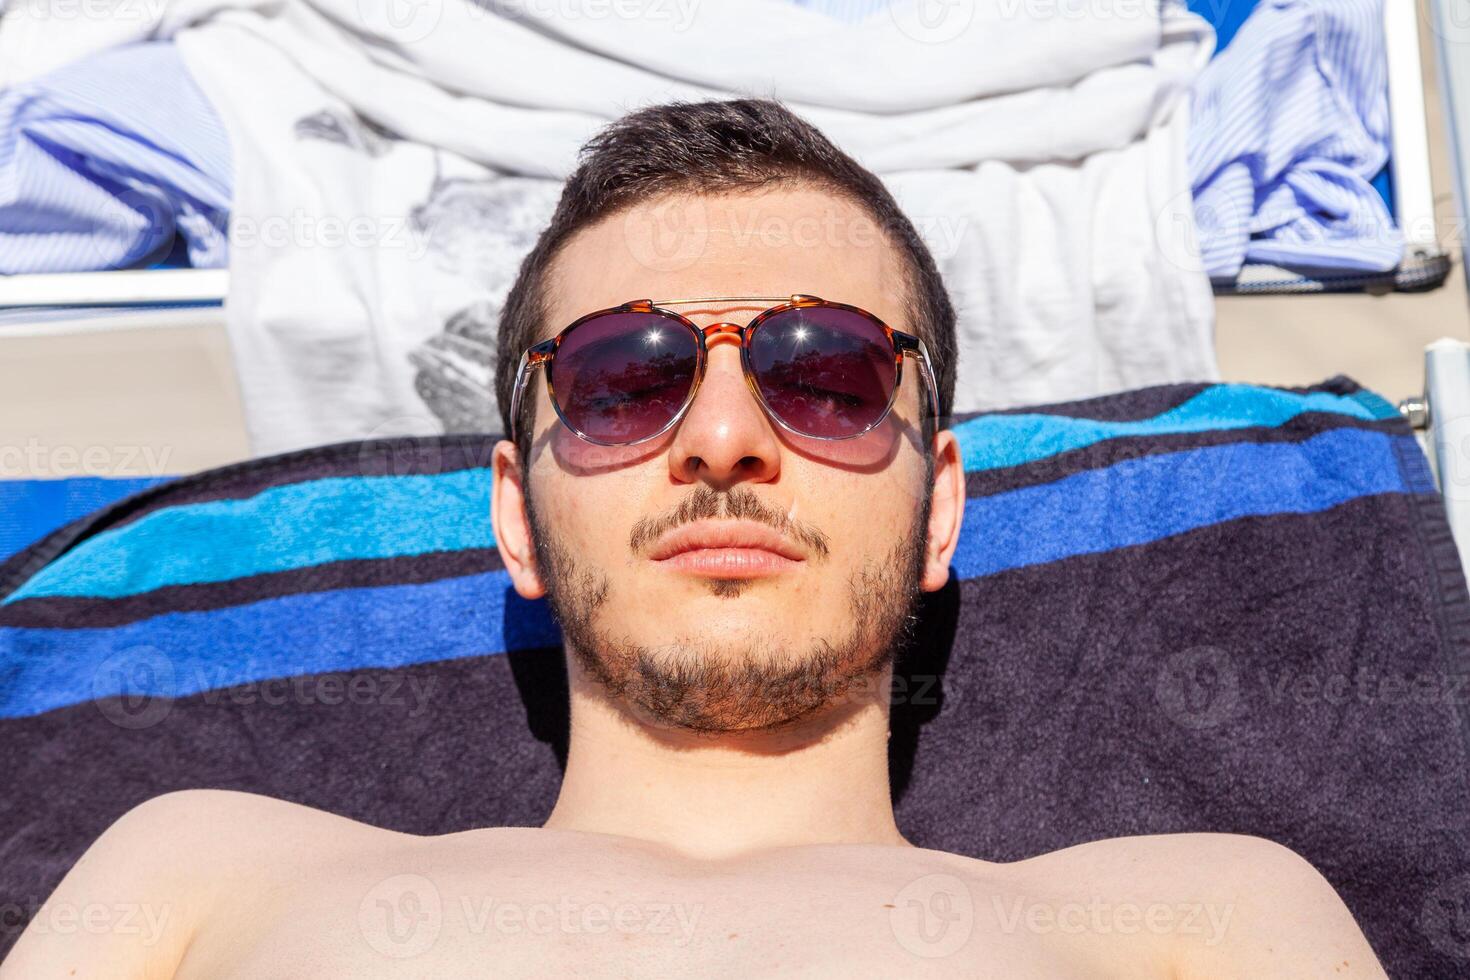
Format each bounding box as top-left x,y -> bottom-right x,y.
3,98 -> 1385,977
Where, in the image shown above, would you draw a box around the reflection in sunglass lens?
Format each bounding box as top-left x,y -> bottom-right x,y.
747,307 -> 896,438
551,312 -> 699,444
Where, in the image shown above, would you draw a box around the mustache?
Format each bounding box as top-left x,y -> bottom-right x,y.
628,486 -> 831,560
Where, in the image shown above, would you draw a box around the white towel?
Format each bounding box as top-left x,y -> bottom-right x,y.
1,0 -> 1219,454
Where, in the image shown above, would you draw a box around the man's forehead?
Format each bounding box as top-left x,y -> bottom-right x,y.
541,188 -> 911,337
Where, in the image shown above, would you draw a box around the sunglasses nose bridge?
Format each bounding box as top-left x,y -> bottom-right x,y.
700,321 -> 746,342
695,318 -> 753,379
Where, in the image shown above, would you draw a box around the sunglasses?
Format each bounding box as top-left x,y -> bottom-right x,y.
509,294 -> 940,447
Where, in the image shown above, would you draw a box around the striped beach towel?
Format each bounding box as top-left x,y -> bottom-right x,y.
2,378 -> 1468,975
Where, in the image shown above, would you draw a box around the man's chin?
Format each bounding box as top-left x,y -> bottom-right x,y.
572,633 -> 895,735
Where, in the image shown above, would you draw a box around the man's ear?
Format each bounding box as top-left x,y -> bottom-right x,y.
920,429 -> 964,593
491,440 -> 546,600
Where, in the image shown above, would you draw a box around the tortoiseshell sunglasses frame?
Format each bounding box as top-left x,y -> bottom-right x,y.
508,294 -> 940,447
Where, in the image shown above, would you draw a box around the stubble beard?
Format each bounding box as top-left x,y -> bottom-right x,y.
525,488 -> 931,734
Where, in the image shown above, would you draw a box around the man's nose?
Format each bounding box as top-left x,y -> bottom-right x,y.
667,330 -> 781,488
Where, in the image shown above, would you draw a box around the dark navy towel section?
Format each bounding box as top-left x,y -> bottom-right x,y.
2,377 -> 1468,976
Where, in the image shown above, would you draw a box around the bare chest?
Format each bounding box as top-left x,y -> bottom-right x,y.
174,841 -> 1149,978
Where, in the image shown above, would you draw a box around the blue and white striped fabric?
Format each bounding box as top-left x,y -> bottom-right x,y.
1188,0 -> 1400,278
0,40 -> 232,274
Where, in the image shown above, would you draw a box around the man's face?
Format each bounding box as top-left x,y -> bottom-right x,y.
491,187 -> 964,733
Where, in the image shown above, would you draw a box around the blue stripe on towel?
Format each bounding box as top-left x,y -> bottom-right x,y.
5,471 -> 492,603
0,476 -> 167,562
0,572 -> 556,718
953,384 -> 1380,473
952,428 -> 1412,579
0,427 -> 1418,718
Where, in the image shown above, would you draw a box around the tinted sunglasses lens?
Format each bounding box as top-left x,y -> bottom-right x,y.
550,312 -> 699,444
747,306 -> 897,438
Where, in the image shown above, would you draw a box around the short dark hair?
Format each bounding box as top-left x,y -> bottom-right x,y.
494,97 -> 957,455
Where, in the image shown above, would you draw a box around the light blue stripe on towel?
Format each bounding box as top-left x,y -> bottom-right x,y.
4,471 -> 492,603
953,384 -> 1380,474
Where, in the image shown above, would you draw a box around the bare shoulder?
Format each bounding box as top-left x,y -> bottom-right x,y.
84,788 -> 401,884
125,786 -> 379,829
0,790 -> 399,979
125,787 -> 394,846
1008,832 -> 1387,978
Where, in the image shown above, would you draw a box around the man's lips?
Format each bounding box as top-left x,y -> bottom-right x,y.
646,520 -> 806,579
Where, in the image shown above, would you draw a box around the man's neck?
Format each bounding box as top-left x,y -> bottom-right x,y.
543,659 -> 906,859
